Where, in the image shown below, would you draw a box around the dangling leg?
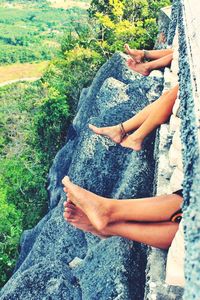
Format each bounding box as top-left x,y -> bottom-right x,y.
62,176 -> 182,231
127,53 -> 173,76
63,196 -> 179,249
124,44 -> 173,62
89,90 -> 170,143
120,85 -> 178,150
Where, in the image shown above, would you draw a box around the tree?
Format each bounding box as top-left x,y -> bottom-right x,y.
88,0 -> 171,55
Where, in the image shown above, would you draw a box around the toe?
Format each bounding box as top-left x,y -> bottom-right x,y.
64,208 -> 75,216
62,176 -> 70,186
126,58 -> 132,65
63,211 -> 75,220
68,218 -> 77,223
124,43 -> 129,50
66,202 -> 76,209
88,124 -> 96,131
89,124 -> 97,131
63,187 -> 68,193
89,124 -> 103,135
127,57 -> 134,64
66,193 -> 73,202
63,212 -> 67,220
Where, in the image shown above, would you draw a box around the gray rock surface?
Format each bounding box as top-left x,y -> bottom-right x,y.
145,0 -> 200,298
178,1 -> 200,299
0,52 -> 164,299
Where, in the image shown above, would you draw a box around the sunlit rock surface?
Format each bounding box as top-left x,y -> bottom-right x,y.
0,53 -> 163,299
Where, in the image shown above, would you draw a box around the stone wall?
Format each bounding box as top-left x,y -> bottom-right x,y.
144,2 -> 184,299
145,0 -> 200,299
178,1 -> 200,299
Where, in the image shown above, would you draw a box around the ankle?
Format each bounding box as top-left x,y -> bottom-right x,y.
118,123 -> 127,139
105,200 -> 117,222
129,132 -> 142,141
143,62 -> 150,71
143,50 -> 149,59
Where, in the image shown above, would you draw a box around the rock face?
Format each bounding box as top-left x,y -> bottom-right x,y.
178,1 -> 200,299
0,53 -> 164,299
145,0 -> 200,299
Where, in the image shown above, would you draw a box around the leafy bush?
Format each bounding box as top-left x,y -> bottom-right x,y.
0,186 -> 22,287
0,157 -> 48,229
33,46 -> 104,165
0,82 -> 48,286
33,86 -> 70,164
89,0 -> 172,56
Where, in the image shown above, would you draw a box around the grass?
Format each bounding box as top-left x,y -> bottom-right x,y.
0,61 -> 49,83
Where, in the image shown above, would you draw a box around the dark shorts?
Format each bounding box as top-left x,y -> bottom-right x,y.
173,189 -> 183,198
170,189 -> 183,223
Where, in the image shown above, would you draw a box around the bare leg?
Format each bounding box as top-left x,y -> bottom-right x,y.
120,85 -> 178,150
144,49 -> 173,60
102,221 -> 179,249
127,53 -> 173,76
63,198 -> 178,249
89,90 -> 170,143
62,176 -> 182,231
119,90 -> 170,132
124,44 -> 173,61
89,86 -> 177,151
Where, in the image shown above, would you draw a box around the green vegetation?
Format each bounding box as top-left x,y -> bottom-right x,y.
0,50 -> 102,286
0,0 -> 171,288
0,1 -> 88,64
88,0 -> 171,56
0,187 -> 22,285
0,82 -> 48,286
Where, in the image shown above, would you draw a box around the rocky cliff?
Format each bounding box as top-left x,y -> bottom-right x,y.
0,53 -> 164,299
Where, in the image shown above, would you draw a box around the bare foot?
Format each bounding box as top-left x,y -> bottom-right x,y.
63,201 -> 108,238
62,176 -> 111,231
89,124 -> 122,143
64,200 -> 90,224
124,44 -> 144,63
120,134 -> 143,151
127,58 -> 150,76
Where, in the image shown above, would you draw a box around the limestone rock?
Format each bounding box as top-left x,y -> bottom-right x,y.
0,53 -> 163,300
